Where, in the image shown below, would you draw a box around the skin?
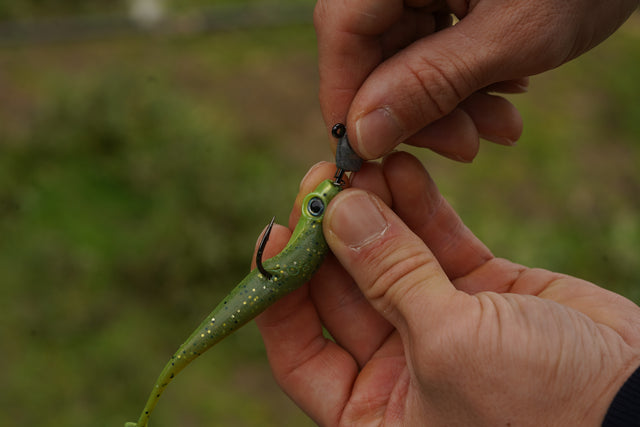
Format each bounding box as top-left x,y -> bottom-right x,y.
314,0 -> 639,162
125,179 -> 341,427
256,152 -> 640,426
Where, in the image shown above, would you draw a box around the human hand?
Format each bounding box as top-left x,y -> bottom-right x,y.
255,152 -> 640,425
315,0 -> 638,161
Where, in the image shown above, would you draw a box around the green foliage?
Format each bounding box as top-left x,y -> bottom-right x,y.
0,0 -> 315,21
0,0 -> 125,20
0,66 -> 306,425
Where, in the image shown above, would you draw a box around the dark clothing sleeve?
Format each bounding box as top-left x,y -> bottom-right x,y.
602,365 -> 640,426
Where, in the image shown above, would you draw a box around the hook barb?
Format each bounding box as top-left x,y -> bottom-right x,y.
256,216 -> 276,279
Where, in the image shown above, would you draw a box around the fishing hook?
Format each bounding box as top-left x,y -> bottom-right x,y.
256,216 -> 275,279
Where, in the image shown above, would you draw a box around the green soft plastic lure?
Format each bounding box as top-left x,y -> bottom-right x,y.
125,178 -> 342,427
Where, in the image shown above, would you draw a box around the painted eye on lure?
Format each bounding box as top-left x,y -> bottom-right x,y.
307,196 -> 324,217
125,178 -> 343,427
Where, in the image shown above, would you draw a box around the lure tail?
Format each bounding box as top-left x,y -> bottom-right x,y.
124,264 -> 282,427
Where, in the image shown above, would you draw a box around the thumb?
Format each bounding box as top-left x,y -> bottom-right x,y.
324,188 -> 456,330
347,9 -> 552,160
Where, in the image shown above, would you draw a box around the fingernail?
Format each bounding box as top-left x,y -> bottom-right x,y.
328,191 -> 389,249
355,107 -> 403,159
481,135 -> 517,146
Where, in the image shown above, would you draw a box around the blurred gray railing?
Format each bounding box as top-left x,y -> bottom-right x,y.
0,2 -> 314,44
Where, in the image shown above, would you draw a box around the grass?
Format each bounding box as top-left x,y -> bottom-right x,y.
0,13 -> 639,427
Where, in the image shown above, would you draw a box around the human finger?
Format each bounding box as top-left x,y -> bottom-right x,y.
404,108 -> 480,162
287,161 -> 394,366
256,160 -> 402,422
308,162 -> 396,366
397,91 -> 522,162
254,214 -> 358,426
314,0 -> 439,134
378,7 -> 444,60
343,0 -> 569,160
309,255 -> 394,367
315,0 -> 520,161
459,92 -> 523,145
324,186 -> 461,333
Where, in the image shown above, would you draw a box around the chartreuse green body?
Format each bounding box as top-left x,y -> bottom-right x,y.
126,179 -> 341,427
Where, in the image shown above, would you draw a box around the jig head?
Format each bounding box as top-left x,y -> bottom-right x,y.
332,123 -> 363,185
126,178 -> 343,427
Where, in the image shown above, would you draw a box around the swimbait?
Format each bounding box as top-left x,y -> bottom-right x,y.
125,177 -> 343,427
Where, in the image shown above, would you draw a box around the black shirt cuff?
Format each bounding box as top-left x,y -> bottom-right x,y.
602,364 -> 640,426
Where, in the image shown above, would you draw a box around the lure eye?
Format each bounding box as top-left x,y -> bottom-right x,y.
307,197 -> 325,217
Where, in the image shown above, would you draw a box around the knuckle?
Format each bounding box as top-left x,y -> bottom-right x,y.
366,242 -> 439,314
400,52 -> 479,124
312,1 -> 327,33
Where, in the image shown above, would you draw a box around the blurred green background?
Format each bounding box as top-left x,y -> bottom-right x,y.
0,2 -> 638,426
